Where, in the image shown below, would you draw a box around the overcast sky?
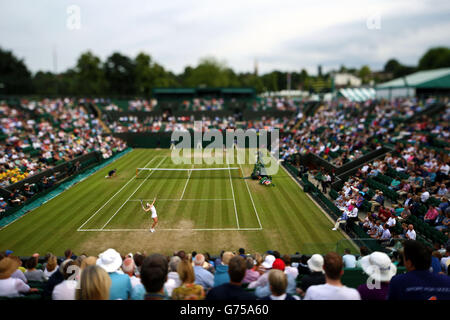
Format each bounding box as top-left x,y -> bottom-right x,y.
1,0 -> 449,75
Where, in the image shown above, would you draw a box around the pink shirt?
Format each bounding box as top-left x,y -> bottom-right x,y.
424,208 -> 438,220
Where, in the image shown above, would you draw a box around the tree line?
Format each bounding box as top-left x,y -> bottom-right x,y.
0,47 -> 449,96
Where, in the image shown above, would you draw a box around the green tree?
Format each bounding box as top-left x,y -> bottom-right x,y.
418,47 -> 450,70
358,65 -> 372,84
104,52 -> 136,95
0,47 -> 33,94
182,57 -> 233,87
32,71 -> 59,95
74,51 -> 107,95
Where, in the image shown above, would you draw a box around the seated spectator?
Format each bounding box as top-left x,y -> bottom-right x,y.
342,249 -> 356,268
378,223 -> 392,243
24,256 -> 47,282
297,254 -> 326,297
8,256 -> 27,283
248,255 -> 275,289
355,246 -> 370,268
358,251 -> 397,300
378,206 -> 393,222
304,252 -> 361,300
424,205 -> 439,225
193,253 -> 214,291
96,248 -> 131,300
282,254 -> 299,279
388,240 -> 450,300
261,269 -> 300,300
42,258 -> 72,299
420,188 -> 430,203
253,258 -> 297,298
139,254 -> 170,300
213,251 -> 234,287
370,190 -> 384,212
437,184 -> 448,197
161,256 -> 181,297
172,259 -> 205,300
44,254 -> 59,279
0,197 -> 8,213
405,224 -> 417,241
368,220 -> 383,239
122,257 -> 141,288
206,256 -> 256,300
0,257 -> 38,297
76,265 -> 111,300
435,212 -> 450,232
52,260 -> 80,300
242,257 -> 260,284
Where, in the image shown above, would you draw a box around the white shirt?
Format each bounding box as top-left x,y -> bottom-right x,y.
380,228 -> 391,240
406,229 -> 416,240
304,283 -> 361,300
150,206 -> 157,218
0,277 -> 30,297
386,217 -> 397,227
52,280 -> 77,300
342,254 -> 356,268
285,266 -> 299,280
421,191 -> 430,203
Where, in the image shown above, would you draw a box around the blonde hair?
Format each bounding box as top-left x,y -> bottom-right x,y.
177,259 -> 195,284
253,253 -> 263,267
222,252 -> 234,265
268,269 -> 287,296
76,265 -> 111,300
46,255 -> 58,272
80,256 -> 97,270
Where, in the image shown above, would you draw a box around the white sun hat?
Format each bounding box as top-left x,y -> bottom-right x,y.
307,254 -> 325,273
360,251 -> 397,283
261,255 -> 276,269
97,248 -> 123,273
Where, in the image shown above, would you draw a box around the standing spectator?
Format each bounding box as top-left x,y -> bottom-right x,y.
213,251 -> 234,287
297,254 -> 326,297
193,254 -> 214,291
261,270 -> 300,300
0,257 -> 37,297
96,248 -> 131,300
206,256 -> 256,300
172,259 -> 205,300
388,240 -> 450,300
342,249 -> 356,268
52,260 -> 79,300
76,265 -> 111,300
24,257 -> 47,282
357,251 -> 397,300
304,252 -> 361,300
139,254 -> 170,300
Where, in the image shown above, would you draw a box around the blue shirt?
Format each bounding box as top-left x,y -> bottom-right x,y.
109,272 -> 132,300
213,265 -> 230,287
194,266 -> 214,290
388,270 -> 450,300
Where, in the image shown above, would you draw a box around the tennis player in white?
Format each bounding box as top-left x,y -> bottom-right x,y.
141,198 -> 158,232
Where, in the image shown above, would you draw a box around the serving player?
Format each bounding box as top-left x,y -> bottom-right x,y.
141,197 -> 158,232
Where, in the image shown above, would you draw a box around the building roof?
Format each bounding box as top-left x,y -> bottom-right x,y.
376,68 -> 450,89
338,88 -> 375,102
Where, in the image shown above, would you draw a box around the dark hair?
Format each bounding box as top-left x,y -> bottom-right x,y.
191,251 -> 197,258
63,260 -> 78,280
64,249 -> 72,258
25,257 -> 37,270
272,251 -> 281,259
359,246 -> 370,257
323,252 -> 343,280
281,254 -> 291,266
228,256 -> 247,283
344,248 -> 351,254
140,254 -> 168,293
133,253 -> 144,268
403,240 -> 431,270
239,248 -> 245,255
176,250 -> 186,260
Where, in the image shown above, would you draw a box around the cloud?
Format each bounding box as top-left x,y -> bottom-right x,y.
0,0 -> 449,75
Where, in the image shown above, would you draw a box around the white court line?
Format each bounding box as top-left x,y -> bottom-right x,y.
78,228 -> 262,232
100,157 -> 166,230
228,164 -> 240,229
77,155 -> 162,231
180,165 -> 194,200
238,162 -> 263,229
128,199 -> 233,201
